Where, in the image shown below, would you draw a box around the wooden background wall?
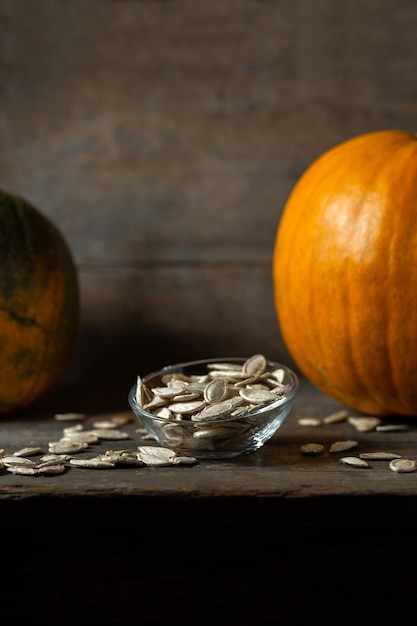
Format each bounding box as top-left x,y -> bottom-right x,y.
1,0 -> 417,394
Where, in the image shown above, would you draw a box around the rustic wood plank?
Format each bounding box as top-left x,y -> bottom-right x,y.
1,378 -> 417,528
1,0 -> 417,388
0,0 -> 416,265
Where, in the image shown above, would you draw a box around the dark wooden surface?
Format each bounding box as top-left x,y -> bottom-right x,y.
2,379 -> 417,624
2,377 -> 417,528
2,4 -> 417,621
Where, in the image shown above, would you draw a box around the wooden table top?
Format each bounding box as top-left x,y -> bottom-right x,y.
1,377 -> 417,528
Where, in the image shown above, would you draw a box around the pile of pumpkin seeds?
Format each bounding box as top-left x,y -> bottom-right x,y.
298,410 -> 417,473
1,354 -> 416,475
0,411 -> 198,477
135,354 -> 291,421
133,354 -> 293,453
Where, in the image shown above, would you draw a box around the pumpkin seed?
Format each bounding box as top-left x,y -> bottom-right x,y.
90,429 -> 131,441
192,399 -> 236,421
238,388 -> 278,404
100,451 -> 144,466
204,378 -> 228,404
1,455 -> 37,466
208,369 -> 247,380
136,445 -> 197,467
151,386 -> 186,399
62,431 -> 100,444
13,447 -> 42,457
166,399 -> 207,415
6,465 -> 39,475
54,412 -> 87,421
170,455 -> 198,465
243,354 -> 267,377
339,456 -> 369,468
92,420 -> 120,429
329,440 -> 358,453
137,446 -> 177,466
111,414 -> 134,426
39,453 -> 72,463
323,410 -> 348,424
298,417 -> 322,427
69,458 -> 115,469
389,458 -> 417,473
270,368 -> 285,383
301,443 -> 324,455
347,417 -> 381,432
48,441 -> 89,454
359,452 -> 402,461
376,424 -> 410,432
37,463 -> 67,475
63,424 -> 84,434
135,375 -> 147,407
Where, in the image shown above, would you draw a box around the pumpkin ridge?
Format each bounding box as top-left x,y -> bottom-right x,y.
273,129 -> 417,416
0,190 -> 79,414
0,303 -> 39,328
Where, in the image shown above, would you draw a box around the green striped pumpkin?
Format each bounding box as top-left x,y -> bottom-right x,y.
0,190 -> 79,413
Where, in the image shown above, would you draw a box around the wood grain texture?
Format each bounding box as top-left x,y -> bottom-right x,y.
0,0 -> 417,388
1,377 -> 417,623
1,379 -> 417,529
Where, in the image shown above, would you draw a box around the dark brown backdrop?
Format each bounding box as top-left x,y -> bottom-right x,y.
1,0 -> 416,392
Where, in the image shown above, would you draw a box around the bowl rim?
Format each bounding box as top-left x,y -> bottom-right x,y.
128,357 -> 299,425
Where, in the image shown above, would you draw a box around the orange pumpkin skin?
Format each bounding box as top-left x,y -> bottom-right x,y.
273,130 -> 417,416
0,191 -> 79,414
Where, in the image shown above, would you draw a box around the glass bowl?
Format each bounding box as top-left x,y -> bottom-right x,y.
128,356 -> 299,460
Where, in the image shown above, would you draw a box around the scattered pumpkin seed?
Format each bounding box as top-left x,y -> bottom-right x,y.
48,441 -> 89,454
13,447 -> 42,457
92,420 -> 119,430
90,429 -> 131,441
347,417 -> 381,432
63,424 -> 84,434
323,410 -> 348,424
298,417 -> 322,427
136,445 -> 197,466
329,440 -> 358,453
301,443 -> 324,455
37,463 -> 67,475
54,412 -> 87,421
100,451 -> 144,466
39,453 -> 72,463
339,456 -> 369,468
62,431 -> 100,444
136,445 -> 177,466
6,465 -> 39,475
1,455 -> 37,467
389,458 -> 417,473
359,452 -> 402,461
376,424 -> 410,432
111,414 -> 134,426
69,458 -> 115,469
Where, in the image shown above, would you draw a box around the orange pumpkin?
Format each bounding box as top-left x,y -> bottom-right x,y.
273,129 -> 417,416
0,190 -> 79,414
